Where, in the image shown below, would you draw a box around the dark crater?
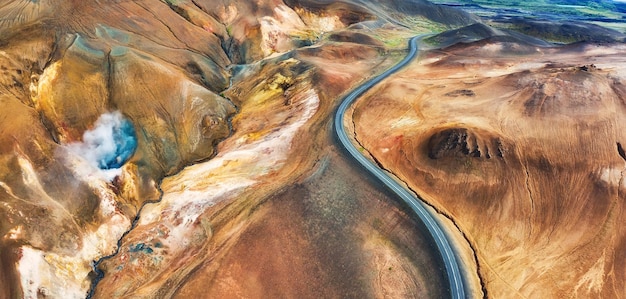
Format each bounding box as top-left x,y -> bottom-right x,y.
427,127 -> 504,160
445,89 -> 475,97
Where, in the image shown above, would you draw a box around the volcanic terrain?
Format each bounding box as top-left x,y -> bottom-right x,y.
1,0 -> 625,298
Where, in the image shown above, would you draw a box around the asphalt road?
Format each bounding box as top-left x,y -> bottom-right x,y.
334,36 -> 467,299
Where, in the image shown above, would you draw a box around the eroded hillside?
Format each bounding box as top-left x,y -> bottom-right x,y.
353,39 -> 626,298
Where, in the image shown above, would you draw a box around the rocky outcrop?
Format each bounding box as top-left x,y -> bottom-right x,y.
427,127 -> 504,160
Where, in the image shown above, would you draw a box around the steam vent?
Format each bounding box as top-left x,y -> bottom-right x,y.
69,111 -> 137,170
0,0 -> 625,298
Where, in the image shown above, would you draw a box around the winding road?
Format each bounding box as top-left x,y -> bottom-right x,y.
334,36 -> 467,299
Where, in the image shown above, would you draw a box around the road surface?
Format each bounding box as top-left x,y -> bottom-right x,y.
334,36 -> 467,299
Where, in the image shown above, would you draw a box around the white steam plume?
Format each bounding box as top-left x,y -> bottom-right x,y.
67,111 -> 137,181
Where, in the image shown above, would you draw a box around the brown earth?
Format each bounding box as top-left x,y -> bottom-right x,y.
172,152 -> 448,299
353,39 -> 626,298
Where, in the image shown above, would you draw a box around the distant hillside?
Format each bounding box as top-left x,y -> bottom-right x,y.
428,0 -> 626,33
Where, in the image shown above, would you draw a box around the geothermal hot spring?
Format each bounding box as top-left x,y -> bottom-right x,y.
68,111 -> 137,179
